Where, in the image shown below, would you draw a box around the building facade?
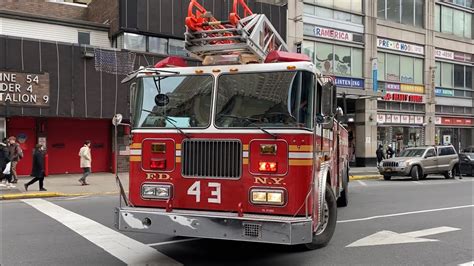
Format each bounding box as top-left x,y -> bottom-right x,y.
0,0 -> 287,175
288,0 -> 473,166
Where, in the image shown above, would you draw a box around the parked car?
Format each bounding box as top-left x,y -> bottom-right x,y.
378,145 -> 459,181
459,146 -> 474,177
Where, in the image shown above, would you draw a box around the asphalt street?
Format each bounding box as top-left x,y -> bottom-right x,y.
1,175 -> 473,266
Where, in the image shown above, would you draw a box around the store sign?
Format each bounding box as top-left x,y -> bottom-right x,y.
377,114 -> 386,123
383,93 -> 424,103
435,117 -> 442,125
441,117 -> 473,125
400,84 -> 424,94
334,77 -> 364,89
401,115 -> 409,124
385,83 -> 400,91
434,49 -> 454,60
377,38 -> 424,55
454,52 -> 472,63
386,114 -> 392,123
435,87 -> 454,96
312,26 -> 353,42
0,72 -> 50,107
392,115 -> 401,123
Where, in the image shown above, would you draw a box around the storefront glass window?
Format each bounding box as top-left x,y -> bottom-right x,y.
386,53 -> 400,82
334,46 -> 351,76
124,33 -> 146,51
441,62 -> 453,87
352,49 -> 363,78
441,6 -> 453,34
454,65 -> 465,88
302,41 -> 315,61
414,58 -> 423,84
378,52 -> 385,81
315,43 -> 333,74
378,126 -> 424,154
0,118 -> 5,141
400,56 -> 414,83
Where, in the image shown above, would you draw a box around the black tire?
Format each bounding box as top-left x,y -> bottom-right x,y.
304,185 -> 337,250
444,168 -> 454,179
421,174 -> 428,180
337,170 -> 349,207
411,165 -> 420,181
383,175 -> 391,180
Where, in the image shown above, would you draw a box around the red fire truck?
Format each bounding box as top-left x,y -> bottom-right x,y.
115,0 -> 349,249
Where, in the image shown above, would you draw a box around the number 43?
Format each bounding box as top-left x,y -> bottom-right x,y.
187,181 -> 221,204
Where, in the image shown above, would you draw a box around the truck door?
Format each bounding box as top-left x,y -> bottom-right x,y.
423,148 -> 437,174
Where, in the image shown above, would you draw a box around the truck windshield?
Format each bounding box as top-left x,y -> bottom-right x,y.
399,149 -> 426,157
215,71 -> 314,129
133,75 -> 214,128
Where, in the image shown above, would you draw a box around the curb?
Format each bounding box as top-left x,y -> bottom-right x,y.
349,175 -> 382,181
1,191 -> 119,200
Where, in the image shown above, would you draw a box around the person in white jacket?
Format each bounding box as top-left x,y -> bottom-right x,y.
78,140 -> 92,185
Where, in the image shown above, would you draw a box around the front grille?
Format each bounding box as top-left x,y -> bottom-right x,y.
243,223 -> 261,238
182,139 -> 242,178
383,162 -> 399,167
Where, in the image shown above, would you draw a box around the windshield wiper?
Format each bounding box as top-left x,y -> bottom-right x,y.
218,114 -> 278,139
142,109 -> 191,138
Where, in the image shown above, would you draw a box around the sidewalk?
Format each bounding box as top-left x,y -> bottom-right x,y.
0,172 -> 128,200
349,166 -> 382,180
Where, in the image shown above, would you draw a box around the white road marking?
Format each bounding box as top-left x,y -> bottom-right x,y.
357,180 -> 367,186
338,204 -> 474,223
22,199 -> 181,266
347,226 -> 460,247
458,261 -> 474,266
148,238 -> 200,247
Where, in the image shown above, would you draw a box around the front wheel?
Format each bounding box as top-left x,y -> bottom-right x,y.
411,165 -> 421,181
305,185 -> 337,250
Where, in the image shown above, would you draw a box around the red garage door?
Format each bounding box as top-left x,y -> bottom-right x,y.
6,117 -> 36,176
47,118 -> 111,174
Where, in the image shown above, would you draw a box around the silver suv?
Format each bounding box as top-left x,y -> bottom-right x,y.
379,145 -> 459,181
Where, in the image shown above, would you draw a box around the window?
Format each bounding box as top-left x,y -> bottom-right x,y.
148,37 -> 168,54
414,58 -> 423,84
414,104 -> 424,112
302,41 -> 315,60
426,149 -> 436,157
454,64 -> 465,88
400,56 -> 414,83
314,0 -> 362,13
78,32 -> 90,45
435,61 -> 441,86
441,62 -> 453,87
466,66 -> 472,88
169,39 -> 187,57
436,4 -> 472,38
439,147 -> 456,156
386,54 -> 400,82
378,52 -> 385,81
305,4 -> 363,24
378,0 -> 424,27
311,42 -> 363,77
123,33 -> 146,51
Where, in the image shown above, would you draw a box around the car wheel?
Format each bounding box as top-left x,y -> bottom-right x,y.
383,175 -> 391,180
444,168 -> 454,179
337,169 -> 349,207
422,174 -> 428,180
304,185 -> 337,250
411,165 -> 420,181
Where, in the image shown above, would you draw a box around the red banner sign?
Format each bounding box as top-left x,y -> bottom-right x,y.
383,93 -> 423,103
441,117 -> 473,125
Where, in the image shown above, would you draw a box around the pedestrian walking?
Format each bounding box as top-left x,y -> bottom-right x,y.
7,136 -> 23,183
24,144 -> 46,191
78,140 -> 92,185
376,144 -> 385,167
386,144 -> 395,158
0,138 -> 14,188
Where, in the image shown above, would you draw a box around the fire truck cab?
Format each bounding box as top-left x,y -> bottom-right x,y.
115,0 -> 349,250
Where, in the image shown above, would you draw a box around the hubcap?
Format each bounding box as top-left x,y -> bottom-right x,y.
316,201 -> 329,235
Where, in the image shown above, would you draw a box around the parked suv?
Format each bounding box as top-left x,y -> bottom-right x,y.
379,145 -> 459,181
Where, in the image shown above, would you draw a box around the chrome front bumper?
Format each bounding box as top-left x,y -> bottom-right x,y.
115,207 -> 313,245
378,166 -> 410,176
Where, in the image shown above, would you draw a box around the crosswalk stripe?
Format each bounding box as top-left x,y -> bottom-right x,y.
22,199 -> 181,266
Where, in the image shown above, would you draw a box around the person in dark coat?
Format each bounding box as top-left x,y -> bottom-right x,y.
376,144 -> 385,167
24,144 -> 46,191
386,144 -> 395,158
0,138 -> 11,185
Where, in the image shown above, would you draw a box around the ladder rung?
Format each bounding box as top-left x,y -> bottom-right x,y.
188,36 -> 243,43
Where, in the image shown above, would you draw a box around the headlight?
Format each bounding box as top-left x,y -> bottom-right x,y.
398,162 -> 406,167
250,189 -> 285,205
141,184 -> 172,199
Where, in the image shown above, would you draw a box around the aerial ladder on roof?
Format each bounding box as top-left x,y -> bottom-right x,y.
184,0 -> 289,64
